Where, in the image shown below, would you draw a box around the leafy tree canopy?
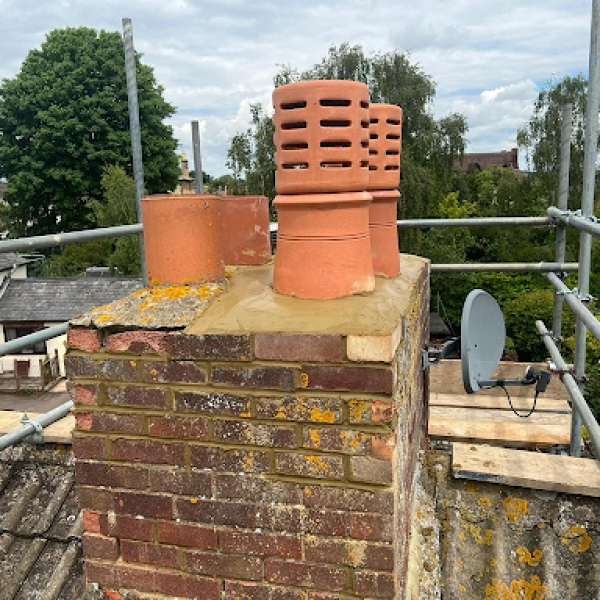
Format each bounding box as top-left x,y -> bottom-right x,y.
0,27 -> 179,237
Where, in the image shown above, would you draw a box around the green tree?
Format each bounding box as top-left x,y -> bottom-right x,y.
0,27 -> 179,237
93,164 -> 141,275
516,75 -> 587,207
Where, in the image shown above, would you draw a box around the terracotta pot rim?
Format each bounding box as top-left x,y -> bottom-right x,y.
369,189 -> 401,200
275,79 -> 369,92
220,195 -> 268,202
143,193 -> 218,203
274,191 -> 372,206
370,103 -> 403,112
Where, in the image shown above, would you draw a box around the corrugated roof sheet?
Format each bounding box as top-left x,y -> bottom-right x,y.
0,278 -> 142,322
0,445 -> 83,600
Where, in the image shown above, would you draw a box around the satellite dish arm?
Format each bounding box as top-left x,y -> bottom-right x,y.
423,337 -> 460,369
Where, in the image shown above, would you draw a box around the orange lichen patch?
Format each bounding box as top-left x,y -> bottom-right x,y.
309,429 -> 321,445
503,497 -> 528,523
484,575 -> 547,600
348,400 -> 370,422
516,546 -> 543,566
308,406 -> 336,423
137,283 -> 224,311
299,373 -> 310,388
189,497 -> 198,504
305,455 -> 330,472
463,521 -> 494,546
561,525 -> 592,554
478,497 -> 492,508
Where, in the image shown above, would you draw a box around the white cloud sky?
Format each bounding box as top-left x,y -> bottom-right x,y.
0,0 -> 593,175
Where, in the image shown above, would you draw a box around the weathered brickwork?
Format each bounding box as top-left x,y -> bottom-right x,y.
68,270 -> 429,599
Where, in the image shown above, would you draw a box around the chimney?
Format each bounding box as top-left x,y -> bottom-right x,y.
67,256 -> 429,599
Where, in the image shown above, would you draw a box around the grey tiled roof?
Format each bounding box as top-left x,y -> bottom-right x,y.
0,277 -> 142,322
0,253 -> 41,272
0,445 -> 84,599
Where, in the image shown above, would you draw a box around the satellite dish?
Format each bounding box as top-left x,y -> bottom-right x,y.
461,289 -> 505,393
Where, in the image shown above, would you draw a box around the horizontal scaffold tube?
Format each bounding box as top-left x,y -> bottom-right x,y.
536,320 -> 600,458
432,262 -> 578,273
548,206 -> 600,237
0,223 -> 143,253
0,323 -> 68,358
545,272 -> 600,341
0,401 -> 73,451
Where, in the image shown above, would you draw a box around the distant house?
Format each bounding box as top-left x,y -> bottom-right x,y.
0,277 -> 142,377
454,148 -> 519,172
0,253 -> 44,283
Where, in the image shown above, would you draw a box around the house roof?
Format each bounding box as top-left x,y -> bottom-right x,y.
0,277 -> 142,322
454,148 -> 519,171
0,253 -> 43,273
0,444 -> 84,598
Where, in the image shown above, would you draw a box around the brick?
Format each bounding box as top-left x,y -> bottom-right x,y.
176,498 -> 260,529
302,509 -> 347,536
86,561 -> 158,593
185,550 -> 263,581
114,491 -> 173,519
72,435 -> 106,460
68,327 -> 102,352
142,360 -> 207,384
223,581 -> 307,600
111,438 -> 185,465
274,453 -> 344,481
107,514 -> 154,541
303,427 -> 370,455
66,356 -> 137,381
347,399 -> 394,425
301,365 -> 395,394
174,390 -> 251,416
148,467 -> 211,496
82,532 -> 118,560
304,537 -> 393,570
77,486 -> 114,512
214,420 -> 296,448
346,332 -> 400,363
190,446 -> 270,473
167,333 -> 252,361
212,365 -> 298,391
219,530 -> 301,559
255,333 -> 343,363
371,434 -> 395,460
256,396 -> 341,424
158,521 -> 217,549
262,505 -> 303,533
82,510 -> 104,533
108,385 -> 168,410
349,457 -> 392,485
75,461 -> 148,490
121,539 -> 179,568
302,486 -> 394,515
215,474 -> 301,505
148,415 -> 209,439
354,570 -> 395,598
265,559 -> 346,591
75,411 -> 144,434
349,513 -> 393,542
105,330 -> 168,354
67,382 -> 99,406
155,571 -> 222,599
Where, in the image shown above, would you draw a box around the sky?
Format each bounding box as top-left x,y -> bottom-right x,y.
0,0 -> 593,176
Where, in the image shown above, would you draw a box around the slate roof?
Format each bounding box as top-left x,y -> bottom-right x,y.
0,277 -> 142,322
0,253 -> 42,273
0,444 -> 84,599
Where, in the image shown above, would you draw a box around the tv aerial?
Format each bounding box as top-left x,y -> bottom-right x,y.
424,289 -> 550,415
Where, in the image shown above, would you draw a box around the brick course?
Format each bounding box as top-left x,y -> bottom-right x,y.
69,269 -> 429,599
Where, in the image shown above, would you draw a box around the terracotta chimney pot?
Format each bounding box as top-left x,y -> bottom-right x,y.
369,189 -> 401,277
220,195 -> 271,265
273,191 -> 375,299
367,103 -> 402,190
141,194 -> 224,286
273,80 -> 370,194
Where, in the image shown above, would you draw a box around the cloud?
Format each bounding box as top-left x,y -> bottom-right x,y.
0,0 -> 593,175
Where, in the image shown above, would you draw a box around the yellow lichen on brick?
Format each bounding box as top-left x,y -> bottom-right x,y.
485,575 -> 547,600
503,497 -> 528,523
305,455 -> 330,472
309,429 -> 321,445
561,525 -> 592,554
348,400 -> 369,423
516,546 -> 543,566
299,373 -> 310,388
478,497 -> 492,507
309,406 -> 335,423
464,521 -> 494,546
